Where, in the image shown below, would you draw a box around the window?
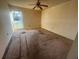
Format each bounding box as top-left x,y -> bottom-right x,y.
10,10 -> 24,31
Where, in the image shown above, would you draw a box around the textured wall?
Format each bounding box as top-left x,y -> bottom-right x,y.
41,1 -> 77,40
22,8 -> 41,29
0,0 -> 12,59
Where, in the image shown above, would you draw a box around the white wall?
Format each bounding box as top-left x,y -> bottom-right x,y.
21,8 -> 41,29
41,1 -> 77,40
0,0 -> 12,59
67,0 -> 77,58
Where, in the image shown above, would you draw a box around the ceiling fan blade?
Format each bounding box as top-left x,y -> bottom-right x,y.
40,5 -> 48,7
33,6 -> 36,9
39,6 -> 43,10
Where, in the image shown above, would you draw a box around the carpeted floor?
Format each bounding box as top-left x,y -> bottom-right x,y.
2,29 -> 73,59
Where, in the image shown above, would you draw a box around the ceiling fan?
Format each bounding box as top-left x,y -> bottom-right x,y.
32,0 -> 48,10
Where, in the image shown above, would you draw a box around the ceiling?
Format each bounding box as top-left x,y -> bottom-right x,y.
7,0 -> 70,10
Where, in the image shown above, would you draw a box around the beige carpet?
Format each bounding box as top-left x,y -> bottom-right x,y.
3,29 -> 73,59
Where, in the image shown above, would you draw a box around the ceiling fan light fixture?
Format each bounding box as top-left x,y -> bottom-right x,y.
32,0 -> 48,10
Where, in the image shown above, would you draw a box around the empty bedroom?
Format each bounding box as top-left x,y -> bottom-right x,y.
0,0 -> 78,59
